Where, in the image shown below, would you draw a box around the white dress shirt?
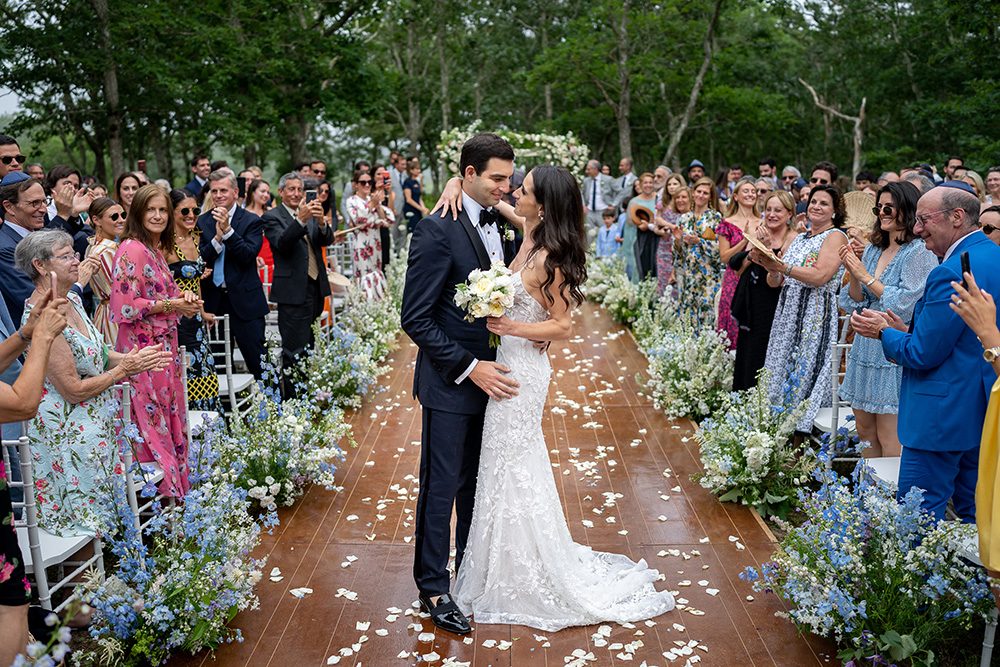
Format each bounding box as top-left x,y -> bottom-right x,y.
942,229 -> 979,263
455,190 -> 504,384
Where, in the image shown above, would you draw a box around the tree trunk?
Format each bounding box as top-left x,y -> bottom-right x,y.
614,0 -> 632,159
437,7 -> 451,132
149,123 -> 168,181
541,14 -> 552,123
662,0 -> 723,166
243,145 -> 257,170
90,0 -> 124,179
286,114 -> 313,166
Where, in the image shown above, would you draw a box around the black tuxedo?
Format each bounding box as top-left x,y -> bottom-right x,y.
261,205 -> 335,396
197,206 -> 269,380
401,206 -> 515,598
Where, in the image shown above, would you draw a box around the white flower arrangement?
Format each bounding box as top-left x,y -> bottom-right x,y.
438,121 -> 590,178
694,369 -> 814,519
454,262 -> 516,347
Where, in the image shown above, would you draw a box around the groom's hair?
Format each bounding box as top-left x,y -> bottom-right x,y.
460,133 -> 515,177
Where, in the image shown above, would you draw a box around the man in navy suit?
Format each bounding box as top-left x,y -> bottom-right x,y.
401,133 -> 519,635
261,172 -> 333,398
198,170 -> 269,381
852,182 -> 1000,521
184,154 -> 211,200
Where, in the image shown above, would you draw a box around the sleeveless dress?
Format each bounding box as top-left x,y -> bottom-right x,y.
167,244 -> 220,410
452,270 -> 675,631
715,218 -> 745,350
87,237 -> 119,347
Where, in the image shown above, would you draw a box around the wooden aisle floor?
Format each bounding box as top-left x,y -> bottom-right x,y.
167,302 -> 835,667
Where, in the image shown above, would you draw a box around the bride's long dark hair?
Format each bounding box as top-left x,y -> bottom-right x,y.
527,165 -> 588,308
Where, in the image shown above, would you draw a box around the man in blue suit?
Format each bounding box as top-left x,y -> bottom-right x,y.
197,170 -> 269,381
401,133 -> 519,635
852,182 -> 1000,521
184,154 -> 211,200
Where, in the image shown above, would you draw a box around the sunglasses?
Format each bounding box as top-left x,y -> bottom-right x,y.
313,169 -> 326,176
109,212 -> 125,221
1,154 -> 27,165
179,207 -> 201,217
984,224 -> 998,235
810,177 -> 830,185
872,204 -> 896,217
357,179 -> 373,185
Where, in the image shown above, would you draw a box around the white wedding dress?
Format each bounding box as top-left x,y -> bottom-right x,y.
452,270 -> 675,632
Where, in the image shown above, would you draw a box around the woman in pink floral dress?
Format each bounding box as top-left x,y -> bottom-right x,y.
111,185 -> 203,496
716,177 -> 761,350
345,169 -> 394,300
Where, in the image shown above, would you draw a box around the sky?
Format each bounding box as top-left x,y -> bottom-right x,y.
0,88 -> 21,116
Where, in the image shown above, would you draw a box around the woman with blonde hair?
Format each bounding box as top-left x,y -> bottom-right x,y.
653,185 -> 691,296
963,170 -> 987,203
715,176 -> 761,349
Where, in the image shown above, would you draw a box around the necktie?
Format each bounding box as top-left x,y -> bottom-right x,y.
479,208 -> 499,227
621,176 -> 627,188
592,180 -> 597,209
213,218 -> 227,287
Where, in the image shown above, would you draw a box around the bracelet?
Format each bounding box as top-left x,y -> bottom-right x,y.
16,328 -> 30,343
106,370 -> 117,384
865,276 -> 877,287
784,263 -> 793,277
161,299 -> 174,314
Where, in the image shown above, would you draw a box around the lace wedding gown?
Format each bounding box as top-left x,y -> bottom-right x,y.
452,270 -> 675,632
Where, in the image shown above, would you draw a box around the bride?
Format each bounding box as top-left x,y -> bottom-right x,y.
448,165 -> 675,631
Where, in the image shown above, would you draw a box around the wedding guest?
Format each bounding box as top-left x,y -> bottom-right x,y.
0,285 -> 68,667
963,170 -> 987,203
653,185 -> 691,296
675,176 -> 723,328
84,197 -> 125,346
981,206 -> 1000,246
755,178 -> 773,209
114,172 -> 141,217
244,179 -> 272,218
618,180 -> 641,281
0,135 -> 25,179
164,189 -> 219,411
316,179 -> 335,225
340,159 -> 369,224
372,164 -> 396,268
582,159 -> 616,237
183,155 -> 210,199
17,229 -> 170,535
714,167 -> 732,203
345,169 -> 394,300
628,173 -> 659,280
948,272 -> 1000,612
752,184 -> 850,433
25,163 -> 44,180
731,191 -> 798,390
403,158 -> 429,234
838,181 -> 937,457
1,173 -> 47,323
986,168 -> 1000,205
851,182 -> 1000,521
717,177 -> 761,350
112,185 -> 200,496
781,166 -> 802,191
596,207 -> 622,259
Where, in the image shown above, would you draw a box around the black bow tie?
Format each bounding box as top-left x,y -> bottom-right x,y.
478,208 -> 499,227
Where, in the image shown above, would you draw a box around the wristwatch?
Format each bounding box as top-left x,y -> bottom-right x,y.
984,347 -> 1000,363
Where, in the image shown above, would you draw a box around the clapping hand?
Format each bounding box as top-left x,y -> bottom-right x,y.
117,344 -> 172,378
213,207 -> 231,239
172,290 -> 203,318
850,308 -> 906,339
21,283 -> 68,342
838,242 -> 867,281
794,212 -> 809,233
76,254 -> 101,286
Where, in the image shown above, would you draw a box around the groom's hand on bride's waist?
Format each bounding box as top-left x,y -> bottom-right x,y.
531,339 -> 550,355
469,361 -> 520,401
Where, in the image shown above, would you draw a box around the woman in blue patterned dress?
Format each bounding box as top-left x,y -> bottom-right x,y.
837,181 -> 937,456
674,177 -> 723,329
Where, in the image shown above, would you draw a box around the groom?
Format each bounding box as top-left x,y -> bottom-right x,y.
401,133 -> 520,635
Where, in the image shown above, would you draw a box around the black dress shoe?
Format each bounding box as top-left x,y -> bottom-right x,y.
418,593 -> 472,635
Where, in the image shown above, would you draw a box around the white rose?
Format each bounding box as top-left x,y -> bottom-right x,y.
471,302 -> 490,318
488,302 -> 505,317
494,274 -> 513,287
472,277 -> 494,296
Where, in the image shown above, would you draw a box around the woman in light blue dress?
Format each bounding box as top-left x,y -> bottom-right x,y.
838,181 -> 937,457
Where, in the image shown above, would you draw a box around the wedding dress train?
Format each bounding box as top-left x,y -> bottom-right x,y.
452,270 -> 674,632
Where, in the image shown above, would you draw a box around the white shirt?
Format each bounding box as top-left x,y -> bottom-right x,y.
942,229 -> 979,263
589,176 -> 609,211
210,204 -> 237,288
455,190 -> 504,384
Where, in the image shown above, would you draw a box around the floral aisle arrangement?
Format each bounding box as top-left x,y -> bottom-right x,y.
741,463 -> 994,666
580,253 -> 626,303
438,120 -> 590,177
297,321 -> 387,409
694,369 -> 814,519
205,390 -> 352,512
79,438 -> 265,666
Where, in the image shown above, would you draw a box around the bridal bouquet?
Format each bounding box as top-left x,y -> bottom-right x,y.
454,262 -> 515,347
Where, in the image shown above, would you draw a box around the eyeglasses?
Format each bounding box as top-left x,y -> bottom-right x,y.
915,207 -> 957,226
179,207 -> 201,217
50,251 -> 81,263
357,179 -> 373,186
809,177 -> 830,185
19,198 -> 46,209
872,204 -> 896,217
1,154 -> 26,165
783,175 -> 797,181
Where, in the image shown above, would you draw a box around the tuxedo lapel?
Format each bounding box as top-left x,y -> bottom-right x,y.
457,209 -> 491,270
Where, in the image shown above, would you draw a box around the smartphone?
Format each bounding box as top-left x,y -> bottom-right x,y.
382,172 -> 391,189
137,159 -> 147,174
961,251 -> 971,289
305,190 -> 317,204
237,176 -> 247,199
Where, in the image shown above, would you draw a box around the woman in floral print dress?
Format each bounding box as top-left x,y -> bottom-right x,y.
345,169 -> 395,300
111,185 -> 203,497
